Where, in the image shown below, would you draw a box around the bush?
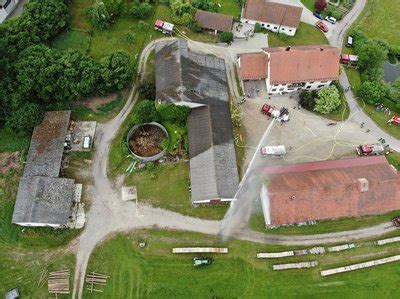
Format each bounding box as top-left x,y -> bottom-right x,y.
254,23 -> 262,33
133,100 -> 159,124
138,80 -> 156,99
299,90 -> 315,109
157,104 -> 190,126
190,21 -> 202,33
315,0 -> 327,11
192,0 -> 218,12
130,3 -> 153,20
219,31 -> 233,44
100,51 -> 133,92
124,32 -> 135,44
86,2 -> 112,30
359,81 -> 388,105
313,85 -> 341,114
171,12 -> 193,26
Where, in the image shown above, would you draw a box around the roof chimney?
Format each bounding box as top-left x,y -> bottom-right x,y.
286,46 -> 291,51
357,178 -> 369,192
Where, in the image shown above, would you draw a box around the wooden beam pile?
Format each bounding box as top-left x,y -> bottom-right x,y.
86,272 -> 109,293
48,270 -> 70,296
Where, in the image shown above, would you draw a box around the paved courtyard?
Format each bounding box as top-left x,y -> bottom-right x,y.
239,93 -> 377,170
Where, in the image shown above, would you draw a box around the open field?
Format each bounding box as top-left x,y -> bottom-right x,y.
124,162 -> 227,220
358,100 -> 400,140
352,0 -> 400,47
268,22 -> 328,47
85,229 -> 400,298
52,29 -> 91,53
250,208 -> 400,235
217,0 -> 242,19
0,128 -> 30,153
0,247 -> 75,298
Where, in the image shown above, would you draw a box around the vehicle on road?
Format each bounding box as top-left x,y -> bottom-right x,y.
325,16 -> 337,24
327,122 -> 337,126
193,257 -> 213,267
315,20 -> 328,32
154,19 -> 174,35
340,54 -> 358,66
260,145 -> 286,158
346,36 -> 353,47
356,143 -> 385,156
313,11 -> 324,20
261,104 -> 289,122
387,115 -> 400,126
392,216 -> 400,227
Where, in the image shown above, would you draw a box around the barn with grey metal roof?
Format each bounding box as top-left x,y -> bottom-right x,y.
155,39 -> 239,204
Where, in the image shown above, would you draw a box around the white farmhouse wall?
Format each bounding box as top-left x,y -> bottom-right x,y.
241,18 -> 297,36
267,80 -> 333,94
15,222 -> 61,228
260,185 -> 271,226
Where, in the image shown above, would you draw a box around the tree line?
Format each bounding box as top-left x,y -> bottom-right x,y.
0,0 -> 132,134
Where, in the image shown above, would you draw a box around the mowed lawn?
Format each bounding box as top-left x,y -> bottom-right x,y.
268,22 -> 328,47
124,162 -> 228,220
85,230 -> 400,298
217,0 -> 242,18
353,0 -> 400,47
52,29 -> 91,53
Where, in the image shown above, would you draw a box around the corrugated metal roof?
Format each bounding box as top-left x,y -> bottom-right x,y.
195,9 -> 233,32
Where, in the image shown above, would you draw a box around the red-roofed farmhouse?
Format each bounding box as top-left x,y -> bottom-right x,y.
260,156 -> 400,226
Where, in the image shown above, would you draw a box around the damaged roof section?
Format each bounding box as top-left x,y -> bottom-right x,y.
12,111 -> 81,227
155,39 -> 239,203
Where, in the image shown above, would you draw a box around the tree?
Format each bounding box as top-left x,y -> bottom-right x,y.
359,81 -> 388,105
133,100 -> 159,123
219,31 -> 233,44
192,0 -> 218,12
313,85 -> 341,114
100,51 -> 133,92
130,3 -> 153,20
138,80 -> 156,99
86,1 -> 112,30
103,0 -> 123,17
314,0 -> 327,11
254,23 -> 262,33
357,39 -> 388,72
5,102 -> 44,134
170,0 -> 193,16
299,90 -> 315,109
157,104 -> 190,126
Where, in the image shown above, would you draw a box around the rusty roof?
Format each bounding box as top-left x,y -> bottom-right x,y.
263,156 -> 399,193
195,9 -> 233,32
239,53 -> 268,80
242,0 -> 303,28
266,45 -> 340,84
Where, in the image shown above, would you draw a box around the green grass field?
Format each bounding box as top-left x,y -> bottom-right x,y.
268,22 -> 328,47
85,229 -> 400,298
217,0 -> 242,18
124,162 -> 227,220
0,128 -> 30,153
301,0 -> 315,12
69,0 -> 94,30
352,0 -> 400,47
52,29 -> 91,53
250,208 -> 400,235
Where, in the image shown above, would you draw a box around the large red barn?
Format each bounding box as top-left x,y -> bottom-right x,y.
260,156 -> 400,226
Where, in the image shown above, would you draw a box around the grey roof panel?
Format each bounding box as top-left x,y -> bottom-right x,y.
12,176 -> 76,225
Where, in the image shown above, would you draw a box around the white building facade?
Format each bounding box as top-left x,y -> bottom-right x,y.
240,17 -> 298,36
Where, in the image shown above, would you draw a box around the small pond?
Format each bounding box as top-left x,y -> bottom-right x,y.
382,61 -> 400,83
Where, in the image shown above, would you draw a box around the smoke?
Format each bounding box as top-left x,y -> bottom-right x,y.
220,119 -> 276,240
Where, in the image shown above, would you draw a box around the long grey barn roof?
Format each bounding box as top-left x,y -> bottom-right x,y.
12,110 -> 77,226
23,111 -> 71,178
12,176 -> 76,225
156,39 -> 239,202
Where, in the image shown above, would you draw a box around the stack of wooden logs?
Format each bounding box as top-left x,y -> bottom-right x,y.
48,270 -> 70,296
86,272 -> 109,293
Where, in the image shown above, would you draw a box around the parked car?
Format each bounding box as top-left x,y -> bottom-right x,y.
83,136 -> 91,149
346,36 -> 353,47
260,145 -> 286,158
325,16 -> 337,24
315,20 -> 329,32
313,11 -> 325,20
193,257 -> 213,267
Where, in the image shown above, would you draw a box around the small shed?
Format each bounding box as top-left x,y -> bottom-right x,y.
194,9 -> 233,34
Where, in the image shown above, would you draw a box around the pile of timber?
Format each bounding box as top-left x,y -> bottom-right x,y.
86,272 -> 109,293
172,247 -> 228,254
48,270 -> 70,295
